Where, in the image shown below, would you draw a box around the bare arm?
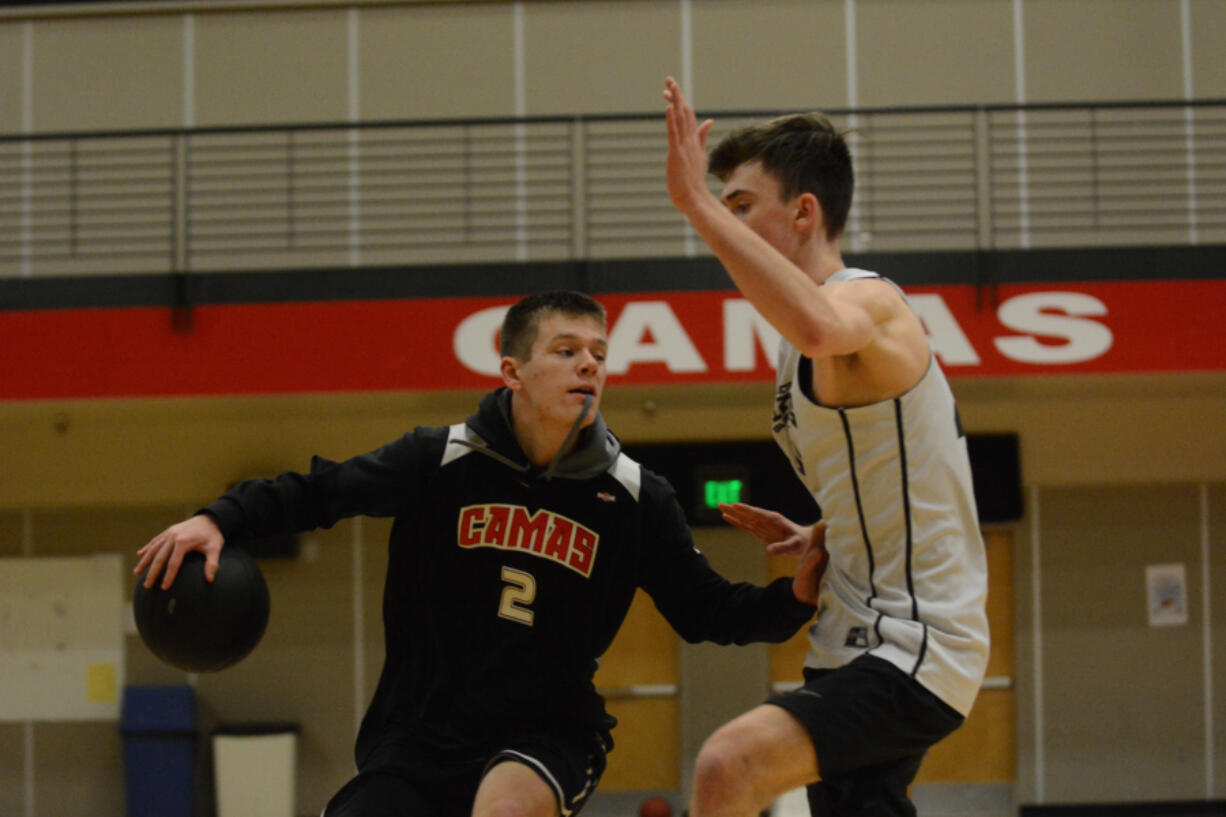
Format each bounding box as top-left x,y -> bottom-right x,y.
663,77 -> 881,359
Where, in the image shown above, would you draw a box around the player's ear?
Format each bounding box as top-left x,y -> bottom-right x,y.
501,356 -> 523,391
794,192 -> 822,236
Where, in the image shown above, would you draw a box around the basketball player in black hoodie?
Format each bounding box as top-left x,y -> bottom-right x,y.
137,290 -> 827,817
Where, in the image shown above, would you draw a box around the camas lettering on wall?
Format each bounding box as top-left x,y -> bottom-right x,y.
2,280 -> 1223,399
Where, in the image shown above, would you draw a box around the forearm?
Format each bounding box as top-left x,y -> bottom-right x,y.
661,575 -> 815,645
202,434 -> 424,540
202,471 -> 326,540
717,577 -> 817,644
682,195 -> 843,354
647,542 -> 816,644
643,479 -> 815,645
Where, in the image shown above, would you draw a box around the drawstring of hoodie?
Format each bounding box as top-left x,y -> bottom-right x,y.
543,393 -> 593,481
448,393 -> 594,481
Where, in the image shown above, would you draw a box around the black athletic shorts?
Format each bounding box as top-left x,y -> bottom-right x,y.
766,654 -> 964,817
322,727 -> 610,817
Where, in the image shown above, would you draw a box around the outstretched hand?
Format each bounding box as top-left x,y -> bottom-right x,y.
720,502 -> 828,606
663,76 -> 715,214
134,514 -> 225,590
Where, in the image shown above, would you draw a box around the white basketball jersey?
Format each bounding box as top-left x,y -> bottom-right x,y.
772,268 -> 989,716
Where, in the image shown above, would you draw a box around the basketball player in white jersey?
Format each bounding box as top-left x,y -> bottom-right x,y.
663,77 -> 990,817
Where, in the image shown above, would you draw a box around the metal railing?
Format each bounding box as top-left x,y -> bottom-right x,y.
2,100 -> 1224,278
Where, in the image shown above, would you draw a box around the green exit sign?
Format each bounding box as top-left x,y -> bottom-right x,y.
692,464 -> 751,525
703,478 -> 744,507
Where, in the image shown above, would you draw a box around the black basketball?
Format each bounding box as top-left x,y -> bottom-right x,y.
133,547 -> 270,673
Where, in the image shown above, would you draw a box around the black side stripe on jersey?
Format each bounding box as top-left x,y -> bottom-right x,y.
912,623 -> 931,678
839,409 -> 877,604
894,399 -> 919,622
894,399 -> 931,677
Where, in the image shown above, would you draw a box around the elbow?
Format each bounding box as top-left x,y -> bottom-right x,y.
791,324 -> 835,359
785,305 -> 849,358
792,316 -> 871,359
676,621 -> 731,645
675,624 -> 710,645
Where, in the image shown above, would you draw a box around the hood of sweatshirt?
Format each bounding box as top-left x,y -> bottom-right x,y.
456,387 -> 621,481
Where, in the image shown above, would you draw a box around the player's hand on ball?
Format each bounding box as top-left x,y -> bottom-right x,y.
135,514 -> 224,589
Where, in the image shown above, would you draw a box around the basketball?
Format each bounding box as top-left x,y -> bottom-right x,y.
133,546 -> 270,673
639,796 -> 672,817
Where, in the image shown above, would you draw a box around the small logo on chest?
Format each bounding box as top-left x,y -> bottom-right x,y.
457,504 -> 599,577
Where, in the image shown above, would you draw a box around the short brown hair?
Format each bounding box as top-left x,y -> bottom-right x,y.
500,290 -> 607,360
709,113 -> 853,240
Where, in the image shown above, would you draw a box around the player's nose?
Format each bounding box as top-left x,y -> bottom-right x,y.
576,349 -> 600,372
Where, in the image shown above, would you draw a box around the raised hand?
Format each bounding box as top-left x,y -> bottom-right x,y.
134,514 -> 225,589
663,76 -> 715,213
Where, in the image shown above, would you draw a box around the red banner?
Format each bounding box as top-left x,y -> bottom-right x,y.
2,280 -> 1223,400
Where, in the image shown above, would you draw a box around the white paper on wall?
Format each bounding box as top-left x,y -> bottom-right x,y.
1145,562 -> 1188,628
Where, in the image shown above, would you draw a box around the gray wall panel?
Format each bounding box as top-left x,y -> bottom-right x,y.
1024,0 -> 1184,102
193,9 -> 349,126
359,4 -> 517,120
523,1 -> 681,116
857,0 -> 1015,106
691,0 -> 848,111
30,15 -> 183,132
1190,0 -> 1226,97
0,24 -> 24,133
679,526 -> 770,805
1038,484 -> 1206,801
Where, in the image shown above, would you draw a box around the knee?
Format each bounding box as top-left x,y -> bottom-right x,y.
692,728 -> 755,803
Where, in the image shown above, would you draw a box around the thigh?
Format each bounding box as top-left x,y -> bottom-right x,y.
323,770 -> 439,817
703,703 -> 822,795
478,728 -> 609,817
472,759 -> 557,817
767,655 -> 963,780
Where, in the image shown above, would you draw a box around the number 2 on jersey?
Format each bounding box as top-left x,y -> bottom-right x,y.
498,565 -> 536,626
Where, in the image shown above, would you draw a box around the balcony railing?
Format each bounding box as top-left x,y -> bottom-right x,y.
1,100 -> 1223,278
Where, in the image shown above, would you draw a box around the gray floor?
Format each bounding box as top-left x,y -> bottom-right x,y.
581,790 -> 684,817
576,782 -> 1014,817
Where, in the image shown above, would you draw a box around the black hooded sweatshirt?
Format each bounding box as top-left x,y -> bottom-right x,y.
203,388 -> 815,768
